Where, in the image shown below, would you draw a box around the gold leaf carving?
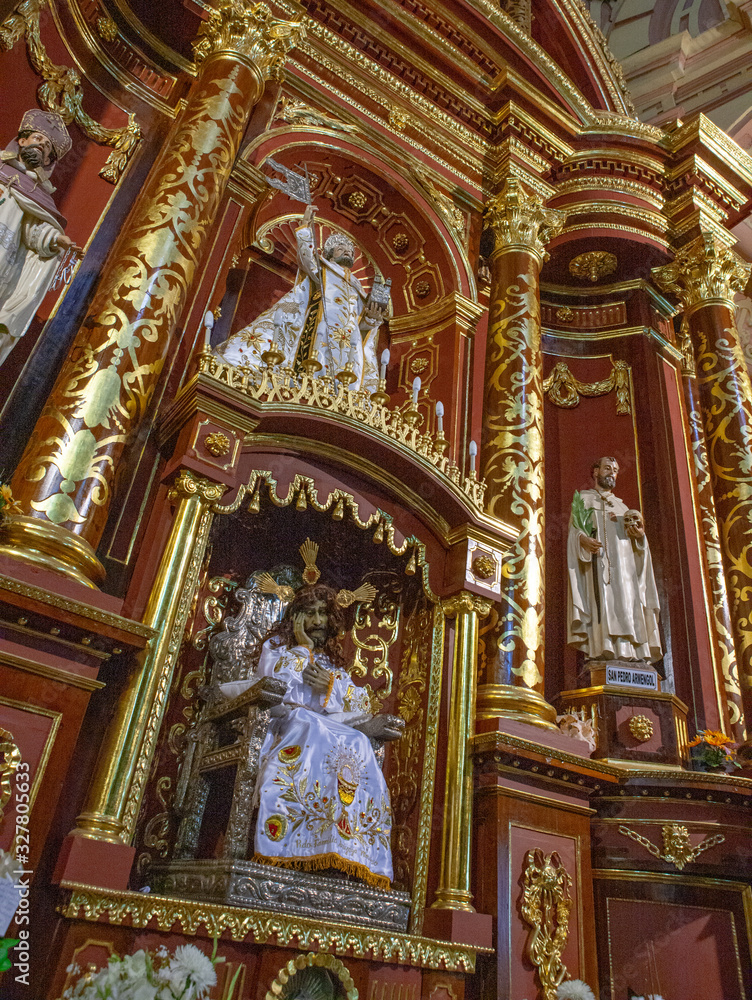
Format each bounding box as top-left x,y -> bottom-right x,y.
618,823 -> 726,871
543,360 -> 631,414
485,178 -> 566,263
0,0 -> 141,183
568,250 -> 617,282
520,850 -> 572,1000
192,0 -> 305,81
0,727 -> 21,823
653,233 -> 751,308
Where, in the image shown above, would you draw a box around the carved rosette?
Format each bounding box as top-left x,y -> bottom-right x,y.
10,16 -> 300,553
484,178 -> 566,265
655,233 -> 752,737
192,0 -> 305,81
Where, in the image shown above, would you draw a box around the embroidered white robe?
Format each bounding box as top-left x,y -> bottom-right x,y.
215,224 -> 380,392
251,639 -> 393,888
0,185 -> 63,366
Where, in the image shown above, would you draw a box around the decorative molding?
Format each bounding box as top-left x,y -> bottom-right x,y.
0,726 -> 21,823
617,823 -> 726,870
0,0 -> 141,183
60,882 -> 488,970
520,850 -> 572,1000
0,574 -> 155,639
543,360 -> 631,414
194,351 -> 486,510
569,250 -> 618,282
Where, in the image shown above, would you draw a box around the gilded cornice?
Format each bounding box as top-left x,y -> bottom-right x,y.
665,154 -> 747,214
108,0 -> 194,75
62,0 -> 182,117
556,0 -> 635,114
0,574 -> 155,639
60,882 -> 489,969
554,175 -> 664,210
662,114 -> 752,192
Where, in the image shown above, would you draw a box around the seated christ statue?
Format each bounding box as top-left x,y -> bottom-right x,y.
220,565 -> 402,889
215,205 -> 386,392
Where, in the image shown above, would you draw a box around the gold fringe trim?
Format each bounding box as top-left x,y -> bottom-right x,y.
253,851 -> 391,891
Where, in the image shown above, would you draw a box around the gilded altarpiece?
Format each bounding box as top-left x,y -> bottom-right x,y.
131,478 -> 444,934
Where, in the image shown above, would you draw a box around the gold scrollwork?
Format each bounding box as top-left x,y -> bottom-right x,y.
520,849 -> 572,1000
618,823 -> 726,871
0,727 -> 22,822
543,359 -> 632,414
169,470 -> 227,506
351,599 -> 400,708
0,0 -> 141,183
192,0 -> 305,81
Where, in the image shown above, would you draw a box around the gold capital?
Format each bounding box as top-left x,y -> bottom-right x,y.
192,0 -> 305,80
169,470 -> 228,506
653,232 -> 751,310
485,178 -> 566,263
442,593 -> 493,619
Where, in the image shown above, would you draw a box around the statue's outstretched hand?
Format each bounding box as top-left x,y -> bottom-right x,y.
354,714 -> 405,741
302,203 -> 316,226
363,299 -> 387,325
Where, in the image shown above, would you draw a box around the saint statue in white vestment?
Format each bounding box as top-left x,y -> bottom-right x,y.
0,110 -> 77,367
218,580 -> 402,889
567,456 -> 663,663
215,205 -> 388,392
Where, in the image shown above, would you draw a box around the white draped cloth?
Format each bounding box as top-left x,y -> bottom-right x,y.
567,488 -> 662,662
0,182 -> 63,366
215,224 -> 380,392
250,639 -> 393,888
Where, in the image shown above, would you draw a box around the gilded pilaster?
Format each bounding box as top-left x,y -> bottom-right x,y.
432,592 -> 491,911
654,233 -> 752,738
5,2 -> 303,586
478,178 -> 564,726
72,471 -> 226,844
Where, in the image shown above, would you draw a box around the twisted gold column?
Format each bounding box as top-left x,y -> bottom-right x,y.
2,2 -> 303,587
432,592 -> 491,911
654,233 -> 752,741
72,472 -> 225,844
478,178 -> 564,728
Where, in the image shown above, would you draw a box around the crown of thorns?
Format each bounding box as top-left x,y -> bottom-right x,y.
256,538 -> 376,608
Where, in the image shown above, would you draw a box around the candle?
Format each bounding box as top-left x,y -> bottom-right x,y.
380,348 -> 390,380
203,309 -> 214,347
435,401 -> 444,434
412,376 -> 421,407
469,439 -> 477,473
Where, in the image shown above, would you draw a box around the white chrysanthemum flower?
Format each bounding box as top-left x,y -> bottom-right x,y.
557,980 -> 596,1000
168,944 -> 216,997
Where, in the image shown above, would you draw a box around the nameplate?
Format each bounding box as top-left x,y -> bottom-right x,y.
606,665 -> 658,690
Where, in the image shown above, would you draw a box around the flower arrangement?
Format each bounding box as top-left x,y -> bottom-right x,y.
688,729 -> 741,771
0,483 -> 22,521
60,941 -> 237,1000
557,980 -> 596,1000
